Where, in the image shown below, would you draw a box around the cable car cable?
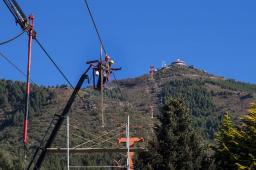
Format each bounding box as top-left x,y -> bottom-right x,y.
0,51 -> 35,84
0,29 -> 26,46
34,38 -> 85,101
82,0 -> 107,55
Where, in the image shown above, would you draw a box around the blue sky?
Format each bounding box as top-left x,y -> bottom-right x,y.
1,0 -> 256,86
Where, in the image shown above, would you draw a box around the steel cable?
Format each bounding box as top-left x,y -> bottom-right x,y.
0,29 -> 26,46
34,38 -> 86,101
82,0 -> 107,55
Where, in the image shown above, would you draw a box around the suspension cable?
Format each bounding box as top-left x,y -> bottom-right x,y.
0,51 -> 35,84
0,51 -> 26,77
82,0 -> 107,55
34,38 -> 74,88
0,29 -> 26,46
34,38 -> 86,101
82,0 -> 107,127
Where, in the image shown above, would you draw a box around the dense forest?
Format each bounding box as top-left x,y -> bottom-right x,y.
161,78 -> 221,139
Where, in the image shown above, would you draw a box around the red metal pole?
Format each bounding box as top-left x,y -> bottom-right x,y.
24,15 -> 34,145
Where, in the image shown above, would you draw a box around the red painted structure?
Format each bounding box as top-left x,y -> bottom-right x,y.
24,15 -> 35,145
118,137 -> 144,170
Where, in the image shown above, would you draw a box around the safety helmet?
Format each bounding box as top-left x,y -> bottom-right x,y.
109,60 -> 114,64
105,55 -> 110,61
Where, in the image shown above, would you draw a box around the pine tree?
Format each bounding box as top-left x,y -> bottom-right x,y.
136,98 -> 205,170
213,114 -> 241,169
236,103 -> 256,169
213,103 -> 256,170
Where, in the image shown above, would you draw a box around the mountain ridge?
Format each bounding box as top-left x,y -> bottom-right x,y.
0,64 -> 255,168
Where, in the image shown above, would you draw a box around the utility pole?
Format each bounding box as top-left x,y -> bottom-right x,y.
118,116 -> 144,170
24,15 -> 35,145
126,115 -> 130,170
23,14 -> 35,170
100,45 -> 104,127
67,116 -> 70,170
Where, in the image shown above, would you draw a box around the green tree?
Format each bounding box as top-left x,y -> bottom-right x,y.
238,103 -> 256,169
136,98 -> 205,170
213,114 -> 240,169
213,103 -> 256,170
161,79 -> 218,139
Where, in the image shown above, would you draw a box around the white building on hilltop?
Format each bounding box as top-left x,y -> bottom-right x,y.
171,59 -> 187,66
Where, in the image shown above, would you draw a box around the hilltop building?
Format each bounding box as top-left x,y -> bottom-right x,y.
160,58 -> 188,70
171,59 -> 187,66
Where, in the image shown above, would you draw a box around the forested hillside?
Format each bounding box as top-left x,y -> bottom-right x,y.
0,65 -> 255,169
